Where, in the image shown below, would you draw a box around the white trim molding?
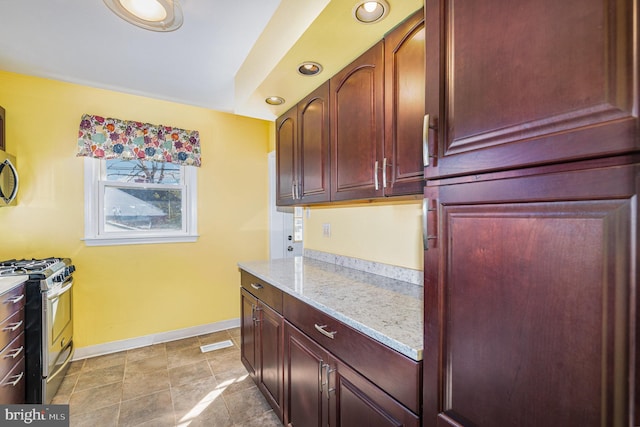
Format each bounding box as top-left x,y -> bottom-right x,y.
72,318 -> 240,360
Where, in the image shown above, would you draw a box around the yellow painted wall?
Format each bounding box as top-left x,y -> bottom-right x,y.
0,71 -> 270,348
304,200 -> 424,271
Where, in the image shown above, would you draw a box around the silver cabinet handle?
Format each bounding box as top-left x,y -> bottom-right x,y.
423,198 -> 429,249
382,157 -> 388,188
325,363 -> 336,395
250,283 -> 263,290
4,346 -> 23,359
251,304 -> 262,323
2,321 -> 22,332
5,295 -> 24,304
314,323 -> 336,339
291,182 -> 296,200
3,372 -> 23,387
423,114 -> 430,167
374,160 -> 379,190
423,198 -> 438,250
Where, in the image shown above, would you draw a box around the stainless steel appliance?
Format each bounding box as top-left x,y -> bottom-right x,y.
0,150 -> 18,206
0,258 -> 75,403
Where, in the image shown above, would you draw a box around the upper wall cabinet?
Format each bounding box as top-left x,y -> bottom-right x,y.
276,9 -> 425,206
276,106 -> 297,206
330,40 -> 385,201
298,82 -> 331,204
384,9 -> 425,196
424,0 -> 638,179
276,82 -> 331,206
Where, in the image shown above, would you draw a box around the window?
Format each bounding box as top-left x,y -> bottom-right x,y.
83,157 -> 198,246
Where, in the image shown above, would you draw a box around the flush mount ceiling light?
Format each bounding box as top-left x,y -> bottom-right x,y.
297,62 -> 323,76
265,96 -> 285,106
352,0 -> 390,24
103,0 -> 183,32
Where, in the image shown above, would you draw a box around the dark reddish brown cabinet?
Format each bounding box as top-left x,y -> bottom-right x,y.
276,9 -> 425,205
275,106 -> 296,205
423,157 -> 639,427
330,40 -> 385,201
330,9 -> 426,202
276,82 -> 331,206
240,272 -> 284,421
423,0 -> 638,180
422,0 -> 639,426
383,9 -> 425,196
0,282 -> 26,404
330,41 -> 384,201
284,321 -> 420,427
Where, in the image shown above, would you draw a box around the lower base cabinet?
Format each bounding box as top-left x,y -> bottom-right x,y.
240,284 -> 284,421
284,322 -> 420,427
0,282 -> 26,404
240,269 -> 421,427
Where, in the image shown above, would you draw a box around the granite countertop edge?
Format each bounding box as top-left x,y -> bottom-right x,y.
238,257 -> 423,362
0,276 -> 28,295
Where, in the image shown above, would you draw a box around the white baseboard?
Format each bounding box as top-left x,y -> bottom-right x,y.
73,318 -> 240,361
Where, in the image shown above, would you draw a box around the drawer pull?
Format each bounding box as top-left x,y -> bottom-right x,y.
4,295 -> 24,304
250,283 -> 263,290
4,346 -> 23,360
314,324 -> 336,340
2,321 -> 22,332
3,372 -> 23,387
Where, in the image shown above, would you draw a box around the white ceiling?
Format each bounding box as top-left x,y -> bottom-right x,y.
0,0 -> 422,121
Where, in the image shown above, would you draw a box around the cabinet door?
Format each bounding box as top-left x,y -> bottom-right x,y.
383,9 -> 425,196
330,357 -> 420,427
276,106 -> 297,206
298,81 -> 331,204
423,157 -> 639,427
331,41 -> 385,201
240,288 -> 258,377
424,0 -> 638,179
258,301 -> 284,421
284,321 -> 329,427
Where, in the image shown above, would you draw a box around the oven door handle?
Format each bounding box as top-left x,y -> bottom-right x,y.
47,279 -> 73,301
46,340 -> 74,383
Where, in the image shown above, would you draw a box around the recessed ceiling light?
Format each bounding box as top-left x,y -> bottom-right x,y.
297,62 -> 323,76
103,0 -> 184,32
352,0 -> 390,24
265,96 -> 285,106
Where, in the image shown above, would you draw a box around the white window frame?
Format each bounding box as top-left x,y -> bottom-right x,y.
83,157 -> 198,246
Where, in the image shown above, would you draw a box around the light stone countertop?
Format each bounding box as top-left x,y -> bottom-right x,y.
0,276 -> 27,295
237,257 -> 423,361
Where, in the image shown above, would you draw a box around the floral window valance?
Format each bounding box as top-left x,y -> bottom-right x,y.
77,114 -> 201,167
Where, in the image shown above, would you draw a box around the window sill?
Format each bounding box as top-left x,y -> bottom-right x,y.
82,234 -> 199,247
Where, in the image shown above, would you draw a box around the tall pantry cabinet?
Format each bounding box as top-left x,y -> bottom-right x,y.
422,1 -> 639,427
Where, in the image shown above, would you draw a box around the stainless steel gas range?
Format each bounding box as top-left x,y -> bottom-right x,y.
0,258 -> 75,404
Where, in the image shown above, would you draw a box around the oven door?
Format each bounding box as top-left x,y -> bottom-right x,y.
43,277 -> 73,382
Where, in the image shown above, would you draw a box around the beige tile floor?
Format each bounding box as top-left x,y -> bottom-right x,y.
52,328 -> 281,427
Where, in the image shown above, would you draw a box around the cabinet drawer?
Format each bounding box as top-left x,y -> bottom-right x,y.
0,284 -> 25,324
283,293 -> 421,414
241,271 -> 283,314
0,357 -> 24,404
0,310 -> 24,352
0,333 -> 24,382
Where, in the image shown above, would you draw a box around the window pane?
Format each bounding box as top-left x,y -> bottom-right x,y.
105,159 -> 181,185
104,187 -> 183,231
